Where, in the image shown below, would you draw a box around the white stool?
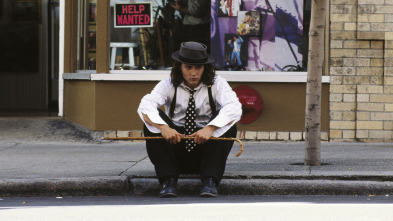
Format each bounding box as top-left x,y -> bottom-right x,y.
110,42 -> 138,70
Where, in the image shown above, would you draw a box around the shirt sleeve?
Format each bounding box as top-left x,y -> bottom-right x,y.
137,79 -> 172,133
207,76 -> 242,137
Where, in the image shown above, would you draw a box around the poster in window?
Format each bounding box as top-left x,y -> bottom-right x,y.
224,33 -> 248,70
218,0 -> 242,17
114,2 -> 153,28
211,0 -> 304,71
236,11 -> 261,36
10,0 -> 41,23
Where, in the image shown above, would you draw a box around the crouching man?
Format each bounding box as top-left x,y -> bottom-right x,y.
137,42 -> 242,197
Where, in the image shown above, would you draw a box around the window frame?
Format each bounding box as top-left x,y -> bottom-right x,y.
66,0 -> 330,83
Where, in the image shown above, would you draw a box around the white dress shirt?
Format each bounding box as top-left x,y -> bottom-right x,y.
137,75 -> 242,137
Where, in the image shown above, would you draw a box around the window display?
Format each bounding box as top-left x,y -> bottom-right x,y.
108,0 -> 309,72
110,0 -> 176,70
211,0 -> 306,71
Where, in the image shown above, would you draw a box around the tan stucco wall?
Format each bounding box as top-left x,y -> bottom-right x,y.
94,81 -> 147,131
64,81 -> 96,130
63,80 -> 329,132
231,82 -> 330,132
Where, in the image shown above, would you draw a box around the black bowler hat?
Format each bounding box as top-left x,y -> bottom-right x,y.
172,42 -> 214,64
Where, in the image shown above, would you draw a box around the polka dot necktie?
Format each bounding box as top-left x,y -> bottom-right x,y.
185,89 -> 197,152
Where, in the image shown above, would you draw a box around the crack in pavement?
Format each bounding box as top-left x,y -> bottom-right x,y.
0,143 -> 20,152
119,156 -> 149,176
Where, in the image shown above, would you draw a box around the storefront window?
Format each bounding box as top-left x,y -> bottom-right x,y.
212,0 -> 310,71
109,0 -> 310,72
109,0 -> 182,70
77,0 -> 97,70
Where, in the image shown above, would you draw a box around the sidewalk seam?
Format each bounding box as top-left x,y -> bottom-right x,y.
118,156 -> 149,176
0,142 -> 20,152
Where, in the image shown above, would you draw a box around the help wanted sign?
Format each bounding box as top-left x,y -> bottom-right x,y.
114,2 -> 153,28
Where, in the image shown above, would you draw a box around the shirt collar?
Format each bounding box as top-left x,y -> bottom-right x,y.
179,82 -> 206,92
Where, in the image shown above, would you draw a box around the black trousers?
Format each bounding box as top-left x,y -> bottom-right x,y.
144,110 -> 236,185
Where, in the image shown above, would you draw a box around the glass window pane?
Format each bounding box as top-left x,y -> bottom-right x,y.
211,0 -> 309,72
88,0 -> 97,69
109,0 -> 211,70
77,0 -> 96,70
108,0 -> 310,72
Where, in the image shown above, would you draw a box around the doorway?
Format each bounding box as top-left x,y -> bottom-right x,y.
0,0 -> 59,117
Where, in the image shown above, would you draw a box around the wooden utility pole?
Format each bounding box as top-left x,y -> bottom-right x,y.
305,0 -> 328,166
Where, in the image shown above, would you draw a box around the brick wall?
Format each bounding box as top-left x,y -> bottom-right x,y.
330,0 -> 393,142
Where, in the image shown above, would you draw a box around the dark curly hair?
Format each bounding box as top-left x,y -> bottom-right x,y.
170,61 -> 216,87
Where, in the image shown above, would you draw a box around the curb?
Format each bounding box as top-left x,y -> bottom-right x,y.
131,178 -> 393,196
218,179 -> 393,196
1,177 -> 393,197
0,177 -> 129,197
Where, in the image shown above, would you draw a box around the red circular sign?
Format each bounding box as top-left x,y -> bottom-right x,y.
233,85 -> 263,124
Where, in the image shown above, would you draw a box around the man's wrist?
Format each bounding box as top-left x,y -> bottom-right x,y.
206,125 -> 218,132
157,124 -> 169,131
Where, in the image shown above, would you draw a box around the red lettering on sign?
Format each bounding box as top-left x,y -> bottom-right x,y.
117,15 -> 124,24
132,15 -> 138,24
122,5 -> 128,14
121,4 -> 145,14
139,5 -> 145,12
144,14 -> 150,24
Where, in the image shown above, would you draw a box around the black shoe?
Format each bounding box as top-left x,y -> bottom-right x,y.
200,177 -> 218,197
159,177 -> 178,198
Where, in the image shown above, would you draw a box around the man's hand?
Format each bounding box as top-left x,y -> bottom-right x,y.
159,124 -> 184,144
142,113 -> 184,144
189,125 -> 217,144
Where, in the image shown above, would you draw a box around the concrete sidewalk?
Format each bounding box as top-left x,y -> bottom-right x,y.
1,118 -> 393,197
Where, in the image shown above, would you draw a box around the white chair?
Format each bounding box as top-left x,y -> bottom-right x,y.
110,42 -> 138,70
